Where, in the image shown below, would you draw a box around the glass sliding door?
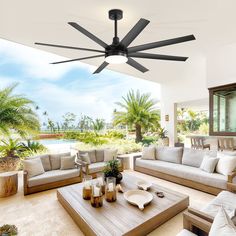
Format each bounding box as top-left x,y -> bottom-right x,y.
209,83 -> 236,135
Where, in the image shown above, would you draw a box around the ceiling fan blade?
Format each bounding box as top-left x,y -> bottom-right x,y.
35,42 -> 105,53
128,34 -> 196,53
126,58 -> 149,73
120,18 -> 150,47
129,52 -> 188,61
51,54 -> 104,65
93,62 -> 109,74
68,22 -> 108,49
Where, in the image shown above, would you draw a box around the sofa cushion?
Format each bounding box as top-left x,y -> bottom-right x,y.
96,149 -> 104,162
209,207 -> 236,236
23,158 -> 45,178
79,150 -> 96,163
156,147 -> 183,164
216,152 -> 236,176
60,155 -> 76,170
28,169 -> 81,187
200,155 -> 219,173
135,159 -> 227,189
26,154 -> 51,171
182,148 -> 205,168
84,162 -> 107,174
141,146 -> 156,160
50,152 -> 70,170
202,190 -> 236,219
104,149 -> 118,162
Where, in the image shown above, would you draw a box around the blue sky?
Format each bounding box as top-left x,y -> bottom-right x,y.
0,39 -> 160,123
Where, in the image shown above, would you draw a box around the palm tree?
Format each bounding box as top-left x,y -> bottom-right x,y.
0,83 -> 40,137
92,118 -> 105,132
113,90 -> 160,143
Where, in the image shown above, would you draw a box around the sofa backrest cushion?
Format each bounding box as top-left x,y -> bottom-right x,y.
23,158 -> 45,178
60,155 -> 76,170
209,206 -> 236,236
96,149 -> 104,162
216,152 -> 236,176
156,147 -> 183,164
141,146 -> 156,160
104,149 -> 118,162
27,154 -> 51,171
182,148 -> 205,168
79,150 -> 96,163
50,152 -> 71,170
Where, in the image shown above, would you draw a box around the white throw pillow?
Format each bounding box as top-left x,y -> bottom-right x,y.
216,152 -> 236,176
141,146 -> 156,160
23,158 -> 45,178
60,155 -> 75,170
104,149 -> 118,162
209,206 -> 236,236
200,155 -> 219,173
156,147 -> 183,164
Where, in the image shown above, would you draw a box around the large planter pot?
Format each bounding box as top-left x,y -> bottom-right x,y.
0,157 -> 21,172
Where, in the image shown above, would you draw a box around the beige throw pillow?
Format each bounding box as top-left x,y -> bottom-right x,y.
200,155 -> 219,173
209,207 -> 236,236
156,147 -> 183,164
60,156 -> 75,170
28,154 -> 51,171
80,153 -> 91,164
216,152 -> 236,176
104,149 -> 118,162
141,146 -> 156,160
23,158 -> 45,178
79,150 -> 96,163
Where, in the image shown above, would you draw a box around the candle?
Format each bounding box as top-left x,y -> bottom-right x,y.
97,177 -> 104,186
84,181 -> 91,190
108,183 -> 114,192
94,186 -> 100,197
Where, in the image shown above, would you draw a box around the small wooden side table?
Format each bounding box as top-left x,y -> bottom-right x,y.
0,172 -> 18,197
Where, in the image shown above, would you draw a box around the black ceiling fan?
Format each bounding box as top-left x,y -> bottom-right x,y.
35,9 -> 196,74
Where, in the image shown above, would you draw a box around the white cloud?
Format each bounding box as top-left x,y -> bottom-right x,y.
0,39 -> 94,80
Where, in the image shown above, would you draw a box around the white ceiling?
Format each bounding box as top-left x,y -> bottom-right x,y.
1,0 -> 236,83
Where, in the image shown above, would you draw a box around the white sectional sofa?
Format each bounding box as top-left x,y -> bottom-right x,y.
134,146 -> 236,195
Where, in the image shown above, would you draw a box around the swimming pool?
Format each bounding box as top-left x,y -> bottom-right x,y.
36,139 -> 77,145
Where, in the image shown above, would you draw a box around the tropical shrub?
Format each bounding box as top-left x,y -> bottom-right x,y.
0,138 -> 25,158
104,130 -> 125,139
76,139 -> 142,154
142,136 -> 158,146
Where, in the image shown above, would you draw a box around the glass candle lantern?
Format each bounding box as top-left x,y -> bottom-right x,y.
82,175 -> 92,200
105,177 -> 116,202
91,181 -> 103,208
96,173 -> 105,194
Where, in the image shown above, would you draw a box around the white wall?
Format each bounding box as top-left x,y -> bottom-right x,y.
161,43 -> 236,145
160,54 -> 208,145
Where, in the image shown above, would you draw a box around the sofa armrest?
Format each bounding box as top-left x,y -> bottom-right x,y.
75,159 -> 89,175
133,155 -> 142,170
227,183 -> 236,193
227,171 -> 236,183
183,210 -> 212,234
187,207 -> 214,223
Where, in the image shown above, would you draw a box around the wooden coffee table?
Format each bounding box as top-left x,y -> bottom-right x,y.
57,173 -> 189,236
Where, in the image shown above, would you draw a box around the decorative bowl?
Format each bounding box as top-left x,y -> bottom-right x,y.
136,180 -> 152,191
123,190 -> 153,210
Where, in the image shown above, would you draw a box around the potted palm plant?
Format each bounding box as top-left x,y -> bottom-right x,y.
0,224 -> 18,236
103,159 -> 123,184
158,128 -> 169,146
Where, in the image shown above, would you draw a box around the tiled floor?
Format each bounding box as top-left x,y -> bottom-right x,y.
0,170 -> 215,236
